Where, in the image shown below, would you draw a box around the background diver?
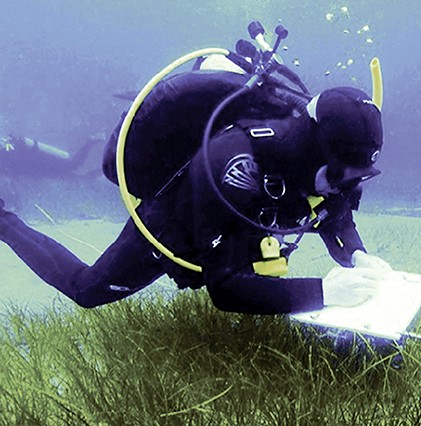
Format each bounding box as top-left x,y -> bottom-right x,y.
0,22 -> 391,314
0,133 -> 102,177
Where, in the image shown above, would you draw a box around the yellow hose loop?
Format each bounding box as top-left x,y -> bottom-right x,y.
117,48 -> 230,273
370,57 -> 383,111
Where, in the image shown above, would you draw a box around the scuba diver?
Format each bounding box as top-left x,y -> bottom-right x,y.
0,22 -> 391,314
0,134 -> 101,177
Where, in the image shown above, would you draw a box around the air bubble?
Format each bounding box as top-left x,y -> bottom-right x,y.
358,24 -> 370,34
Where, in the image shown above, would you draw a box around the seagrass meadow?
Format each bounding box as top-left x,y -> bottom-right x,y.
0,212 -> 419,426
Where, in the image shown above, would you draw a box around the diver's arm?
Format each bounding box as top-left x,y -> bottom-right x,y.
317,192 -> 393,270
205,250 -> 386,313
205,263 -> 381,314
317,192 -> 366,267
206,270 -> 323,314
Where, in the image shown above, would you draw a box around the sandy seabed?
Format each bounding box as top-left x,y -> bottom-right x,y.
1,211 -> 421,315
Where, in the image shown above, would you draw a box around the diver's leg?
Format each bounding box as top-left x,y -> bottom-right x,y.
0,211 -> 164,308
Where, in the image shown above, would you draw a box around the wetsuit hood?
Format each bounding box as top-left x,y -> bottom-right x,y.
308,86 -> 383,189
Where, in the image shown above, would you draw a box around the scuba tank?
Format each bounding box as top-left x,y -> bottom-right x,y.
21,136 -> 70,160
1,135 -> 70,160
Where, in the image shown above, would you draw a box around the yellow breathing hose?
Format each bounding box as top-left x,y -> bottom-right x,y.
117,49 -> 383,274
116,48 -> 230,273
370,57 -> 383,110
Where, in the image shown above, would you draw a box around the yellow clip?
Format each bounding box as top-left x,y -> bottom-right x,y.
5,143 -> 15,152
307,195 -> 324,228
252,236 -> 288,277
260,235 -> 280,259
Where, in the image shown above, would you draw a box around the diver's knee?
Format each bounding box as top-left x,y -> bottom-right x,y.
72,293 -> 102,309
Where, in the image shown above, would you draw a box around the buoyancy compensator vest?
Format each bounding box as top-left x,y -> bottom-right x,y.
115,21 -> 383,273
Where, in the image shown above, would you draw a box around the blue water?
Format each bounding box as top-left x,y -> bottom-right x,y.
1,0 -> 420,210
0,1 -> 420,308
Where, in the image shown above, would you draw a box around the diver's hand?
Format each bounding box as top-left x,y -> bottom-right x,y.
322,266 -> 381,307
351,249 -> 393,271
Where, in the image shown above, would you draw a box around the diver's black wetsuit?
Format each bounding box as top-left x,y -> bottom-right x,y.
0,71 -> 365,314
